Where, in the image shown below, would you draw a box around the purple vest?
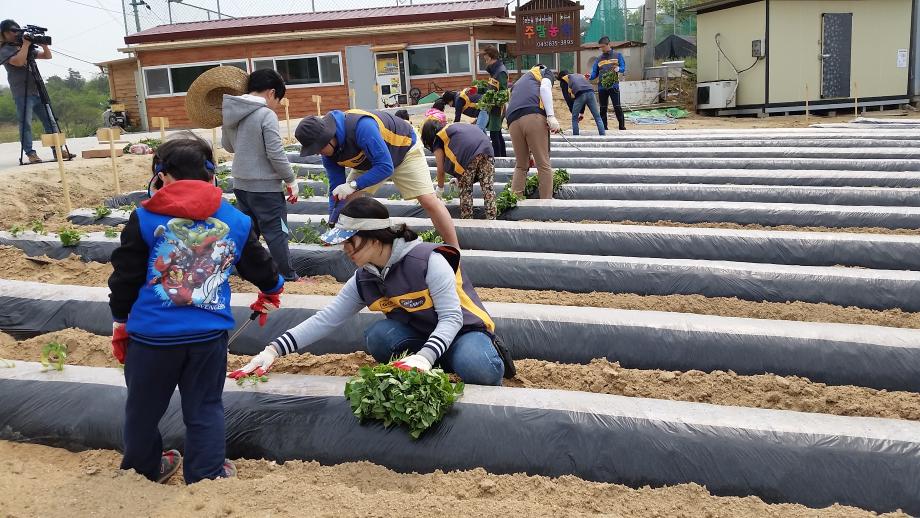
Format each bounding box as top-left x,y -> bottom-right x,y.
354,242 -> 494,337
561,73 -> 593,98
437,124 -> 493,177
332,109 -> 415,171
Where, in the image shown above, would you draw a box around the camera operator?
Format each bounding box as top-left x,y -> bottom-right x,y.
0,19 -> 69,163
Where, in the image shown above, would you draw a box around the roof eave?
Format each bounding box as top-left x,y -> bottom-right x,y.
682,0 -> 762,14
120,17 -> 512,54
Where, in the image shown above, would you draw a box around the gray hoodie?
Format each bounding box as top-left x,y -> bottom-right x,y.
221,94 -> 295,192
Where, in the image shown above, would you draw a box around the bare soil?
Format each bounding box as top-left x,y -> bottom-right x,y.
0,441 -> 905,518
4,329 -> 919,422
2,246 -> 919,330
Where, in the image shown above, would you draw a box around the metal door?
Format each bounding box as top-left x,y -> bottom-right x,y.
820,13 -> 853,98
345,45 -> 377,110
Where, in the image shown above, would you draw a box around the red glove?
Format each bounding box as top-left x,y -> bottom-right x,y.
468,86 -> 477,95
250,289 -> 282,326
112,322 -> 128,364
584,73 -> 591,80
284,180 -> 299,204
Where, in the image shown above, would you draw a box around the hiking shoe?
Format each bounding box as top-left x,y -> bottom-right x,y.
157,449 -> 182,483
26,152 -> 42,164
222,459 -> 237,478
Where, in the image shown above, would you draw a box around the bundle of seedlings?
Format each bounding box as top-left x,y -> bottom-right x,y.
344,361 -> 464,439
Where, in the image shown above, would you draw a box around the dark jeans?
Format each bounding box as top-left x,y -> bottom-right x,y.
233,189 -> 296,280
121,334 -> 228,483
571,92 -> 606,136
489,130 -> 506,158
598,88 -> 626,131
364,319 -> 504,386
14,95 -> 54,155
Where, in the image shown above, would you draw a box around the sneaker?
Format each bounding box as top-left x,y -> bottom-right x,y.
222,459 -> 237,478
26,152 -> 42,164
157,449 -> 182,483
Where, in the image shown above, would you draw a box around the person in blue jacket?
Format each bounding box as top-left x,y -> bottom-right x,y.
294,109 -> 459,247
589,36 -> 627,131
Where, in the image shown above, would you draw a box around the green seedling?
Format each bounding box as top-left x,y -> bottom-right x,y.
94,205 -> 112,220
419,229 -> 443,244
8,225 -> 23,237
344,361 -> 464,439
117,203 -> 137,212
104,227 -> 119,238
289,225 -> 322,245
40,342 -> 67,371
59,228 -> 82,247
495,187 -> 520,216
387,193 -> 403,201
235,373 -> 269,387
30,220 -> 46,235
300,185 -> 315,198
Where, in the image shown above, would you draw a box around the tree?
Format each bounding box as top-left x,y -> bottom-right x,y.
657,0 -> 695,16
0,71 -> 110,141
64,68 -> 85,90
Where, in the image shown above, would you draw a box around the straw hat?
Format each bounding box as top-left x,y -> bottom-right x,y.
185,66 -> 248,129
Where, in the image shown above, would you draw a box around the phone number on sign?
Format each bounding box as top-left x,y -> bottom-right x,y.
536,40 -> 575,48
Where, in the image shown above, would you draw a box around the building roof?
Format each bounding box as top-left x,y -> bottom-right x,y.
582,40 -> 647,49
124,0 -> 508,45
683,0 -> 761,14
94,56 -> 137,67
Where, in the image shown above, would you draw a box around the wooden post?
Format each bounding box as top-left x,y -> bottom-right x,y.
42,133 -> 72,213
98,127 -> 122,194
281,98 -> 292,141
853,82 -> 859,117
151,116 -> 169,140
311,94 -> 322,116
804,83 -> 809,122
212,127 -> 219,150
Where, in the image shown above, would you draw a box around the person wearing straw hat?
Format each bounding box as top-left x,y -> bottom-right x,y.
229,197 -> 513,386
294,109 -> 459,248
218,69 -> 302,282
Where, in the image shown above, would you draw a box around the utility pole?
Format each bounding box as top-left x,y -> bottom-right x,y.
642,0 -> 656,73
216,0 -> 221,18
122,0 -> 129,35
129,0 -> 143,32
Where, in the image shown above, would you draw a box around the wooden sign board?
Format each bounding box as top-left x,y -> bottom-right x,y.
516,0 -> 583,55
96,127 -> 123,143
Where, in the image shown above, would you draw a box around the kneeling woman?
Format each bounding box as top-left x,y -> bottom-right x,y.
232,197 -> 507,385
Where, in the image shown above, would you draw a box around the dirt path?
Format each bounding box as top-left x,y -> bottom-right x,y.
2,245 -> 919,329
0,441 -> 904,518
4,329 -> 919,421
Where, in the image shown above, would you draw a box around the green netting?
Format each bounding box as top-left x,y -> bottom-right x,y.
584,0 -> 627,43
626,108 -> 690,120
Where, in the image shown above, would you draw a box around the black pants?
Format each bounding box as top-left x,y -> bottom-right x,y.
234,189 -> 297,280
122,334 -> 228,483
598,88 -> 626,131
490,130 -> 506,158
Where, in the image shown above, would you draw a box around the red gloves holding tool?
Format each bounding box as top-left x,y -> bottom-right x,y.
112,322 -> 128,364
250,288 -> 283,326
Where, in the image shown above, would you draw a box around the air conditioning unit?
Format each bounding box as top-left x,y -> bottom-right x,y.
697,80 -> 738,109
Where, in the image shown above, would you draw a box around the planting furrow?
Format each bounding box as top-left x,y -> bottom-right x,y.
3,363 -> 919,514
5,280 -> 920,391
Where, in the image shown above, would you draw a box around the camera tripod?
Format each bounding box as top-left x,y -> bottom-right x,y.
1,46 -> 73,165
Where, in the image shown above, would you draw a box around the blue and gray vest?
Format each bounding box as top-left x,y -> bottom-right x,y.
597,51 -> 624,90
506,66 -> 554,126
486,60 -> 508,91
332,109 -> 415,171
458,87 -> 482,117
436,124 -> 493,177
354,243 -> 495,337
561,73 -> 593,98
128,200 -> 251,345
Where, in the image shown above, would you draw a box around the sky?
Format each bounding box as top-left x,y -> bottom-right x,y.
1,0 -> 646,87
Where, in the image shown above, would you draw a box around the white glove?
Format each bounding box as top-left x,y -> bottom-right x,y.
228,345 -> 279,379
546,115 -> 561,133
392,353 -> 432,372
332,182 -> 356,201
434,184 -> 444,197
284,180 -> 299,204
448,177 -> 458,187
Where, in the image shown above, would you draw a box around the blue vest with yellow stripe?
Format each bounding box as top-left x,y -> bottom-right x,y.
506,66 -> 554,125
596,51 -> 624,90
458,88 -> 482,117
561,73 -> 593,98
436,124 -> 493,177
486,61 -> 508,91
354,242 -> 495,337
332,109 -> 415,171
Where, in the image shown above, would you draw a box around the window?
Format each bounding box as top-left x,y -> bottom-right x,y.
559,52 -> 576,73
252,53 -> 343,87
143,60 -> 248,97
407,43 -> 470,77
520,53 -> 556,70
477,41 -> 516,72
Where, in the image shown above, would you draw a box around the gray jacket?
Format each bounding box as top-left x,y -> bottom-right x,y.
221,94 -> 294,192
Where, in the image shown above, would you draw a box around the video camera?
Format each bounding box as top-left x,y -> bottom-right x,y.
14,25 -> 51,46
